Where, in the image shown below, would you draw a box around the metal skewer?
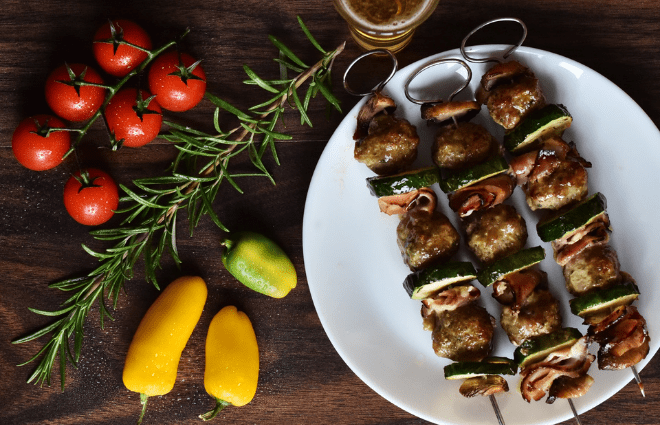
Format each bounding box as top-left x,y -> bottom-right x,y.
567,399 -> 582,425
489,394 -> 506,425
631,365 -> 645,397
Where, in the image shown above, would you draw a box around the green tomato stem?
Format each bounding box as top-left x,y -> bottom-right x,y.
137,393 -> 149,425
199,397 -> 231,421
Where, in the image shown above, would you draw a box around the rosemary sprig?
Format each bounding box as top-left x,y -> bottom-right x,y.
13,16 -> 344,391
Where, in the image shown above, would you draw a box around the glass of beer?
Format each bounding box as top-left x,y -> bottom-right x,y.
333,0 -> 439,52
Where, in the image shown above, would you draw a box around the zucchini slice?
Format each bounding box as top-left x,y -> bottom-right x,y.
503,104 -> 573,153
403,261 -> 477,300
439,156 -> 509,194
444,357 -> 518,380
366,167 -> 441,197
477,246 -> 546,287
536,192 -> 607,242
569,281 -> 640,317
514,327 -> 583,368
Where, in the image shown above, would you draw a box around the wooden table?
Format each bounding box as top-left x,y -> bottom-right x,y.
1,1 -> 659,424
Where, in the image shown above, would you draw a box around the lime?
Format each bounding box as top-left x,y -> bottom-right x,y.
220,231 -> 297,298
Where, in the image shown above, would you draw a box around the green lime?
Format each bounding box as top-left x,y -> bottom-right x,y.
220,231 -> 297,298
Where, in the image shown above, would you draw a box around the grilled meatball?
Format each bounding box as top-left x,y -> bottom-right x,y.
431,122 -> 496,170
525,157 -> 588,210
563,244 -> 620,296
484,75 -> 545,130
432,303 -> 495,361
463,204 -> 528,265
397,209 -> 460,270
500,289 -> 562,346
354,114 -> 419,176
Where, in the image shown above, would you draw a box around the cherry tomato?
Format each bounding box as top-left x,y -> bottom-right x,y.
105,88 -> 162,148
63,168 -> 119,226
93,20 -> 152,77
12,115 -> 71,171
45,63 -> 106,122
148,51 -> 207,112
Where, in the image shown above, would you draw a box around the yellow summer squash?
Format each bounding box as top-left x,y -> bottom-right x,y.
200,305 -> 259,421
123,276 -> 208,424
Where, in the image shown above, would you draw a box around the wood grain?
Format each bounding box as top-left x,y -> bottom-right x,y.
1,1 -> 659,424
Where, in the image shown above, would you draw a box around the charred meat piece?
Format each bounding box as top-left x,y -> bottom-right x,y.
501,289 -> 562,346
509,137 -> 591,211
589,305 -> 650,370
397,208 -> 460,270
431,302 -> 495,362
448,174 -> 516,217
431,121 -> 497,170
421,100 -> 481,127
563,244 -> 620,296
492,268 -> 546,309
459,375 -> 509,398
483,74 -> 545,130
354,114 -> 420,176
463,204 -> 528,265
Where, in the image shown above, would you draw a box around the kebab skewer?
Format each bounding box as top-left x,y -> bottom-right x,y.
347,54 -> 511,423
461,19 -> 650,397
403,57 -> 592,423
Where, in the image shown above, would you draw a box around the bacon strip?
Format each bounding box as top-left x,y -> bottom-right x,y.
519,337 -> 594,403
448,174 -> 515,217
377,187 -> 437,216
509,137 -> 592,187
588,305 -> 650,370
421,285 -> 481,318
492,269 -> 545,310
552,219 -> 611,266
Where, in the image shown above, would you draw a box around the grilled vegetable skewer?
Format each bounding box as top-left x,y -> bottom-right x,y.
462,17 -> 650,398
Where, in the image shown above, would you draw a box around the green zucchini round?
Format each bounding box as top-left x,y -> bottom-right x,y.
444,357 -> 518,380
476,246 -> 546,287
569,280 -> 640,317
439,156 -> 509,194
366,167 -> 441,197
403,261 -> 477,300
536,192 -> 607,242
514,327 -> 583,368
503,104 -> 573,153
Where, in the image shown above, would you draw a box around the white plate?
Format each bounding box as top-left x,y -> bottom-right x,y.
302,45 -> 660,425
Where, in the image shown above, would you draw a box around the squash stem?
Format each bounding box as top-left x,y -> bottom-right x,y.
199,398 -> 231,421
137,393 -> 149,425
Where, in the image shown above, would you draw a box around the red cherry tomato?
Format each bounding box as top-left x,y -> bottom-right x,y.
63,168 -> 119,226
93,20 -> 152,77
45,63 -> 106,122
12,115 -> 71,171
105,88 -> 162,148
148,51 -> 207,112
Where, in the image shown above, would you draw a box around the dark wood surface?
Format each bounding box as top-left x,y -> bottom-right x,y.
1,1 -> 659,424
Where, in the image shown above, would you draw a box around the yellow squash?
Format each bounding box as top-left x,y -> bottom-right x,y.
200,305 -> 259,421
123,276 -> 207,424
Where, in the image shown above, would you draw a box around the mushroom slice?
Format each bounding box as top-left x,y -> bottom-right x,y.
421,100 -> 481,126
353,90 -> 397,140
480,60 -> 531,91
546,374 -> 595,404
459,375 -> 509,398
